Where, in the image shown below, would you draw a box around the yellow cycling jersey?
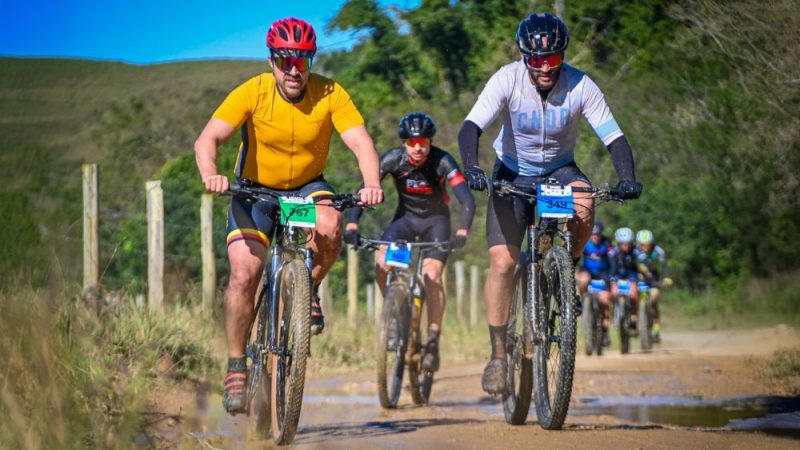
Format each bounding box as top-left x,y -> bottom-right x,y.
212,72 -> 365,189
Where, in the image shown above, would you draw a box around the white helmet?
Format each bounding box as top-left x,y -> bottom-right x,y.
615,227 -> 634,244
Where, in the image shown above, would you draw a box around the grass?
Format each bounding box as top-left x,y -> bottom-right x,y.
659,271 -> 800,331
760,346 -> 800,395
0,283 -> 216,449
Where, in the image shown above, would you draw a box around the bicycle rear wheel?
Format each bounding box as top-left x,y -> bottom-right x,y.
581,293 -> 595,356
503,263 -> 533,425
270,260 -> 311,445
377,282 -> 409,409
532,247 -> 577,430
409,295 -> 428,406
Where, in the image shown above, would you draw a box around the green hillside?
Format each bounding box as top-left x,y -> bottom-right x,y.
0,58 -> 264,285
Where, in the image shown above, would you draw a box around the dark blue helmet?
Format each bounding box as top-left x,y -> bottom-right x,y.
398,112 -> 436,139
516,12 -> 570,56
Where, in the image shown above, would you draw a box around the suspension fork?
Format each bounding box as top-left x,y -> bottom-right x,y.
527,223 -> 543,346
268,245 -> 283,352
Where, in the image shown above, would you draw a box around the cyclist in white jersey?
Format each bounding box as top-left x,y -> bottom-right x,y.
458,12 -> 643,394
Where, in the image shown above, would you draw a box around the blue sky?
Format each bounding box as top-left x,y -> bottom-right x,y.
0,0 -> 418,64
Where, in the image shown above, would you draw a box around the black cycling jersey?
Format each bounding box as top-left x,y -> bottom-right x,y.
348,146 -> 475,230
609,247 -> 641,280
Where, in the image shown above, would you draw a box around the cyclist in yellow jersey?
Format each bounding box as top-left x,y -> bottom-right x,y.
194,17 -> 383,414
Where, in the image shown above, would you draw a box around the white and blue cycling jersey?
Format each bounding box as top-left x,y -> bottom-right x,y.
465,61 -> 623,176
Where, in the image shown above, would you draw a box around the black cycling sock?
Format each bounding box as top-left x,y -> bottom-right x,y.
227,356 -> 247,373
427,328 -> 441,345
489,325 -> 507,359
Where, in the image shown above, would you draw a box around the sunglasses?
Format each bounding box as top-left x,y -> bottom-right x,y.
404,137 -> 430,147
524,53 -> 563,70
271,55 -> 313,72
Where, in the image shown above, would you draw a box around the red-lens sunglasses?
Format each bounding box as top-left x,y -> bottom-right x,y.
404,137 -> 430,147
271,55 -> 313,72
524,53 -> 563,70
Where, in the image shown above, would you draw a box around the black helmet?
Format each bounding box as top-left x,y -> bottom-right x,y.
398,112 -> 436,139
516,12 -> 569,56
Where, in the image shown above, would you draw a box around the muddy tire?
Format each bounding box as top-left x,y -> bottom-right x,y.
503,263 -> 533,425
618,296 -> 631,355
270,260 -> 311,445
408,295 -> 427,406
639,293 -> 652,351
533,247 -> 577,430
377,283 -> 409,409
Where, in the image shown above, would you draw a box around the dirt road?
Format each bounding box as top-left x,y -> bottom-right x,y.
143,325 -> 800,449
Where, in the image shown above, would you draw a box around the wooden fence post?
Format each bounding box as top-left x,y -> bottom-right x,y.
146,180 -> 164,310
82,164 -> 99,295
319,275 -> 332,326
200,193 -> 216,310
347,245 -> 359,326
366,284 -> 374,323
470,265 -> 479,328
455,260 -> 466,325
374,280 -> 383,323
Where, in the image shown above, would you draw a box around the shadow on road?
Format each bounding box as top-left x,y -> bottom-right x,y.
294,417 -> 484,445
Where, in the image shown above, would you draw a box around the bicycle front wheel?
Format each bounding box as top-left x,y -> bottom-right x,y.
503,263 -> 533,424
639,293 -> 652,351
270,259 -> 311,445
376,282 -> 409,409
532,246 -> 577,430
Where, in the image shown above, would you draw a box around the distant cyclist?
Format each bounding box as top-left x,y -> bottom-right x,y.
609,227 -> 641,323
577,221 -> 613,345
194,17 -> 383,414
345,112 -> 476,372
457,11 -> 642,393
636,229 -> 672,343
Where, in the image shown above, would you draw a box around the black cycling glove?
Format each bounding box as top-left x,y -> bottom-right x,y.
464,166 -> 488,191
615,180 -> 643,200
343,229 -> 360,247
450,234 -> 468,250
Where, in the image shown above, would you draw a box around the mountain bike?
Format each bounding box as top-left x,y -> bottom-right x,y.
225,183 -> 362,445
358,237 -> 450,408
582,278 -> 608,356
613,278 -> 636,355
495,180 -> 622,429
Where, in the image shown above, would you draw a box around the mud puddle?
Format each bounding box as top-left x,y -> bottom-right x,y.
571,395 -> 800,433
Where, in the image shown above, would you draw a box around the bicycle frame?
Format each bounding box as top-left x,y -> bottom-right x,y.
265,223 -> 314,356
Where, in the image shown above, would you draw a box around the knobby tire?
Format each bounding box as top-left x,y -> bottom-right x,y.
533,247 -> 577,430
377,283 -> 408,409
270,260 -> 311,445
503,264 -> 533,424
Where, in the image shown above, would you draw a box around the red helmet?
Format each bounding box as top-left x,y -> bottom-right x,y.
266,17 -> 317,56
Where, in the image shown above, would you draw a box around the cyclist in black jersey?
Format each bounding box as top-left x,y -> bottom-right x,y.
346,112 -> 476,371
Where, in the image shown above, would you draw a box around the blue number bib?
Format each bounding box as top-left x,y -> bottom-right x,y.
385,244 -> 411,269
588,278 -> 607,294
617,279 -> 632,295
537,185 -> 574,219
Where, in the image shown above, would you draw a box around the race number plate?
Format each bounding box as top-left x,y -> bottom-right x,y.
617,279 -> 632,295
638,281 -> 651,293
385,243 -> 412,269
279,196 -> 316,228
588,278 -> 607,294
537,184 -> 574,218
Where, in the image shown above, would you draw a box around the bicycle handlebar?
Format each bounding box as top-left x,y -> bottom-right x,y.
356,237 -> 451,252
223,183 -> 367,212
491,180 -> 623,203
